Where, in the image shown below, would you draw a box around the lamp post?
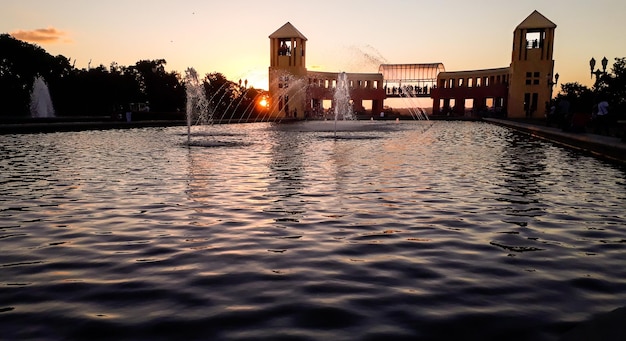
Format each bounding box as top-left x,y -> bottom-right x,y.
589,57 -> 608,87
547,72 -> 559,100
545,72 -> 559,124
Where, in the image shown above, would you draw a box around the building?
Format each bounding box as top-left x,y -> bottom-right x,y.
431,10 -> 557,119
268,22 -> 385,120
268,10 -> 556,120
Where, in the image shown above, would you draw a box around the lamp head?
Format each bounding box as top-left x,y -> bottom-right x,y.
590,57 -> 596,73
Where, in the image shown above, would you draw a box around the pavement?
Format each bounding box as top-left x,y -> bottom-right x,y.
484,118 -> 626,166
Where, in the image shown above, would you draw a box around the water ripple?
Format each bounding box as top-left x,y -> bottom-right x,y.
0,122 -> 625,340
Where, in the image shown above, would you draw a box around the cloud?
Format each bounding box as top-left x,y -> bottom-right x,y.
10,27 -> 71,44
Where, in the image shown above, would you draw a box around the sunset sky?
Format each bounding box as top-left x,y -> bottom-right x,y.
3,0 -> 625,91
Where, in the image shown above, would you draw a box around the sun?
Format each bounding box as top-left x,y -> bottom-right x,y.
258,96 -> 269,108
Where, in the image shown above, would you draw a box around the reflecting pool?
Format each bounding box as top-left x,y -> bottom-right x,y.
1,121 -> 625,340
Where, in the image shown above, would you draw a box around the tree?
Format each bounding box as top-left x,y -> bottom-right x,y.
0,34 -> 69,116
0,34 -> 253,119
204,72 -> 235,120
555,82 -> 594,113
130,59 -> 185,113
597,57 -> 626,119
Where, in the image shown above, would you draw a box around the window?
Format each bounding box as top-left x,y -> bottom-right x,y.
278,39 -> 292,56
525,31 -> 541,49
464,98 -> 474,111
525,71 -> 540,86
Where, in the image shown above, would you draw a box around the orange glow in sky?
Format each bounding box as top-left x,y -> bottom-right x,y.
2,1 -> 625,92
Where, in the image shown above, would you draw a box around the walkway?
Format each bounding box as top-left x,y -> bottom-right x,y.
485,118 -> 626,166
378,63 -> 444,98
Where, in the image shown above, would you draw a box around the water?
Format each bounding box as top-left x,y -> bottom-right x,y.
29,76 -> 55,118
398,86 -> 429,120
1,121 -> 625,341
334,72 -> 355,121
184,68 -> 210,144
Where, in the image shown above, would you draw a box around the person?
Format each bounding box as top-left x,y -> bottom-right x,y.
546,101 -> 557,127
594,99 -> 610,135
557,99 -> 571,131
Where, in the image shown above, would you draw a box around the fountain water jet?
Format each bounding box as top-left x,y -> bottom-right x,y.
30,76 -> 55,118
399,86 -> 429,120
184,68 -> 209,145
332,72 -> 355,137
334,72 -> 355,121
182,68 -> 250,148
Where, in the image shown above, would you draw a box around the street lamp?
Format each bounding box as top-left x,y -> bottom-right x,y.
547,72 -> 559,99
590,57 -> 608,86
545,72 -> 559,120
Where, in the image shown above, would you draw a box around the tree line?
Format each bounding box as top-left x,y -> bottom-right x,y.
2,33 -> 623,122
554,58 -> 626,116
0,34 -> 266,120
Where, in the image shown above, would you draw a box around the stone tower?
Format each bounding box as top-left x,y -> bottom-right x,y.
268,22 -> 308,119
508,10 -> 557,119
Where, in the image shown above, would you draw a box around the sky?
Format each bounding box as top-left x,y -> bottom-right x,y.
3,0 -> 625,92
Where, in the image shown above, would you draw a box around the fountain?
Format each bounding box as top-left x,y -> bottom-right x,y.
30,76 -> 55,118
183,67 -> 250,148
398,85 -> 429,120
331,72 -> 355,137
333,72 -> 355,121
184,68 -> 209,145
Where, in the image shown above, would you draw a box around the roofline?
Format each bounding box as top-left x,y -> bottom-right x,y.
438,67 -> 510,76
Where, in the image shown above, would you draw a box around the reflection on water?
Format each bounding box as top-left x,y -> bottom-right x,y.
1,121 -> 625,340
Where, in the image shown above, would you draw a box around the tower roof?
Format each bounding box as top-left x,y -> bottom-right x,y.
516,10 -> 556,30
269,22 -> 307,40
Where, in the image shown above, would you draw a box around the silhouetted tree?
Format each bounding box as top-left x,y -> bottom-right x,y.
0,34 -> 69,116
204,72 -> 235,119
1,34 -> 251,120
130,59 -> 185,113
555,82 -> 594,113
596,57 -> 626,119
